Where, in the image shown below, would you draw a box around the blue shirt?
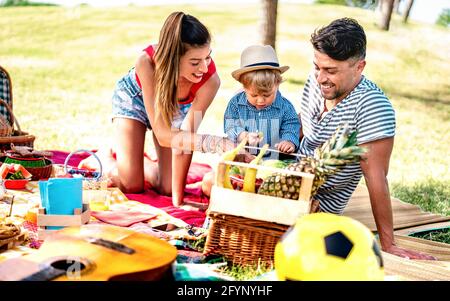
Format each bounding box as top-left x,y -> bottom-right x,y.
224,90 -> 301,156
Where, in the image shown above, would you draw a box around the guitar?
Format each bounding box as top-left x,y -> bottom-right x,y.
0,224 -> 177,281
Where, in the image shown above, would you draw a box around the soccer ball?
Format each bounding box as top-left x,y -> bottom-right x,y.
274,213 -> 384,281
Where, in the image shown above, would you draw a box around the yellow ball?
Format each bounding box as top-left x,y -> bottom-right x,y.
275,213 -> 384,281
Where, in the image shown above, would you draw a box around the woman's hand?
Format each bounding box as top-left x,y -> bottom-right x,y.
238,131 -> 262,146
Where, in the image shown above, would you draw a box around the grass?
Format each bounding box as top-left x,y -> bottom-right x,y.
391,179 -> 450,244
0,3 -> 448,246
218,262 -> 273,281
411,228 -> 450,244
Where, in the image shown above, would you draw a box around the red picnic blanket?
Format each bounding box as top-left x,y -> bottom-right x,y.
50,150 -> 210,227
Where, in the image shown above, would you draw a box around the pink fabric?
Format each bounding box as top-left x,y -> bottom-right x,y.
49,150 -> 211,227
90,210 -> 157,227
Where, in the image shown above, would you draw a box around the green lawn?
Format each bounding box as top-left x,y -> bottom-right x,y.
0,4 -> 448,241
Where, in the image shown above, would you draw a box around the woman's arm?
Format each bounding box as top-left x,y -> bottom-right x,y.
172,72 -> 220,206
136,52 -> 196,150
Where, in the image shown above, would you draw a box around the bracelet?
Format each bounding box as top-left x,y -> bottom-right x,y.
203,134 -> 214,153
196,134 -> 228,154
194,134 -> 206,152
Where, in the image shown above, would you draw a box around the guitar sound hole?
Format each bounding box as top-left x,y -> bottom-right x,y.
50,260 -> 86,272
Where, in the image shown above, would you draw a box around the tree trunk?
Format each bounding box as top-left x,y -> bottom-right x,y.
376,0 -> 384,12
402,0 -> 414,23
377,0 -> 394,31
260,0 -> 278,49
393,0 -> 401,14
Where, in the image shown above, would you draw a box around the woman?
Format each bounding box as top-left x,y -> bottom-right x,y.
80,12 -> 237,206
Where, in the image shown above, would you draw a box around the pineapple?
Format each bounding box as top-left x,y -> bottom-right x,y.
257,123 -> 366,200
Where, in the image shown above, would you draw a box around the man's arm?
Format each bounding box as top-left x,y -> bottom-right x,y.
360,137 -> 436,260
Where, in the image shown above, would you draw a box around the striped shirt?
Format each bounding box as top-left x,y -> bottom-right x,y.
224,90 -> 300,158
298,74 -> 396,214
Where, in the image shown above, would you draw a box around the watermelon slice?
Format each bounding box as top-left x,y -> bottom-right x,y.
0,163 -> 32,180
0,164 -> 9,179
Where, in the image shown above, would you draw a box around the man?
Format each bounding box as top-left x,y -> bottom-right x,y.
298,18 -> 435,260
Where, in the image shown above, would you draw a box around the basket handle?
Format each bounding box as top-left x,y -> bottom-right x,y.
64,149 -> 103,180
0,98 -> 22,135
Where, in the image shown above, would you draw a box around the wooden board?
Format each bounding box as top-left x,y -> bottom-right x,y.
383,251 -> 450,281
394,221 -> 450,236
343,185 -> 450,231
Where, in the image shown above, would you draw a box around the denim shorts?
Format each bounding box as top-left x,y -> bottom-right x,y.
111,68 -> 191,129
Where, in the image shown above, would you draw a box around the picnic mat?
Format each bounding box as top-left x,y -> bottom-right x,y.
50,150 -> 210,228
343,185 -> 450,232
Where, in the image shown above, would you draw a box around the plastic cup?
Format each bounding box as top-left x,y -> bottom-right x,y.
84,190 -> 110,211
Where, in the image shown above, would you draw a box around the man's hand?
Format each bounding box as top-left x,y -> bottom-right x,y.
275,140 -> 295,153
384,244 -> 437,260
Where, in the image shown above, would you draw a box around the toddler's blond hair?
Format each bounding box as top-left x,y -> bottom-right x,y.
239,69 -> 282,93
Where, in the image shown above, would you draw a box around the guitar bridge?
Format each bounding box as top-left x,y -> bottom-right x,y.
86,237 -> 135,254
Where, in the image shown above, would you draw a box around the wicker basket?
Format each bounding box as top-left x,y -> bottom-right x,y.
25,159 -> 53,181
204,212 -> 289,267
203,157 -> 315,267
0,66 -> 36,151
0,156 -> 52,180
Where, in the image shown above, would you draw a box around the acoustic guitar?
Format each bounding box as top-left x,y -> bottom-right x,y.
0,224 -> 177,281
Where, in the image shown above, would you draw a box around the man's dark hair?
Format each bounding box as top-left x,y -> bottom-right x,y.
311,18 -> 366,61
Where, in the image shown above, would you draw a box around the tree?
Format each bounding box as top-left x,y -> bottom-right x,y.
402,0 -> 415,23
436,8 -> 450,27
260,0 -> 278,49
393,0 -> 401,14
377,0 -> 394,30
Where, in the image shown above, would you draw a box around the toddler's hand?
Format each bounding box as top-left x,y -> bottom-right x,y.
275,141 -> 295,153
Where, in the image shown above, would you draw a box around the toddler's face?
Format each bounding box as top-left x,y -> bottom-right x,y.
244,84 -> 278,110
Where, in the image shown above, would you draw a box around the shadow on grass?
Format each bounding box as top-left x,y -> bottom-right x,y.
390,90 -> 450,107
385,83 -> 450,115
0,0 -> 57,7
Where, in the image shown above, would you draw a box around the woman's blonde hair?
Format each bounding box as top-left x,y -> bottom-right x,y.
154,12 -> 211,126
239,69 -> 282,93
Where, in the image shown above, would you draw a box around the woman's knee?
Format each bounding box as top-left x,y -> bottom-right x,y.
119,180 -> 144,194
157,180 -> 172,196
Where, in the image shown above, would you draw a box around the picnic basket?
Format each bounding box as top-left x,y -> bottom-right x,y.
203,159 -> 315,267
0,65 -> 35,151
63,149 -> 106,190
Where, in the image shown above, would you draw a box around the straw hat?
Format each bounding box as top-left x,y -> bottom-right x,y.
231,45 -> 289,81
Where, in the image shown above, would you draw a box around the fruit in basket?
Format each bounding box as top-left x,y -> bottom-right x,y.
242,144 -> 269,193
256,159 -> 289,180
230,174 -> 263,191
218,137 -> 249,189
257,123 -> 366,199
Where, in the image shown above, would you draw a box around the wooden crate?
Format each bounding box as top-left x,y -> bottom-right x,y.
209,160 -> 315,226
37,203 -> 90,240
204,159 -> 315,266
